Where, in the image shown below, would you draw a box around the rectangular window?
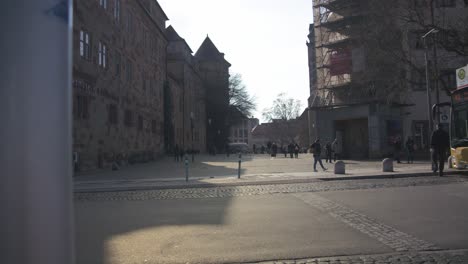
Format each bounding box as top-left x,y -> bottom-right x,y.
75,96 -> 90,119
98,42 -> 107,68
99,0 -> 107,9
115,51 -> 120,76
124,110 -> 133,127
108,104 -> 118,124
114,0 -> 120,21
79,30 -> 91,60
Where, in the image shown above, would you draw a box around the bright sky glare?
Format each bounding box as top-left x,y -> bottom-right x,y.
158,0 -> 314,123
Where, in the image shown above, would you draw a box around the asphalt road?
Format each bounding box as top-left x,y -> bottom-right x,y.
74,176 -> 468,264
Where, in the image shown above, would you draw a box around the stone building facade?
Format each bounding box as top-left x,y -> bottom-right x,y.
73,0 -> 168,171
195,37 -> 231,153
166,26 -> 207,153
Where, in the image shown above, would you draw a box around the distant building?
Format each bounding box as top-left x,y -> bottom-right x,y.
228,116 -> 259,148
73,0 -> 168,171
251,119 -> 303,149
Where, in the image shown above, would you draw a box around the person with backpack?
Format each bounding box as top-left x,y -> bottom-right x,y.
310,139 -> 327,172
294,143 -> 300,158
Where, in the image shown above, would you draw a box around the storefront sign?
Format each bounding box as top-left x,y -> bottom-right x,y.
456,65 -> 468,90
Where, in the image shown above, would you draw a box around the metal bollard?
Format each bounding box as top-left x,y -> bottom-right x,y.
185,155 -> 189,182
238,152 -> 242,179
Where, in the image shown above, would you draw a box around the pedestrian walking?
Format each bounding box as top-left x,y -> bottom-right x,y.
331,138 -> 341,161
282,145 -> 287,158
393,136 -> 402,163
288,143 -> 294,158
271,142 -> 278,158
431,124 -> 450,176
325,141 -> 333,163
310,139 -> 327,172
294,143 -> 300,158
405,136 -> 415,164
253,144 -> 257,154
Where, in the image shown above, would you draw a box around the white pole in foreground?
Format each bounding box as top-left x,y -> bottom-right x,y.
0,1 -> 75,264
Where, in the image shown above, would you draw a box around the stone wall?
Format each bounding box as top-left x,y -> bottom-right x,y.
73,0 -> 167,171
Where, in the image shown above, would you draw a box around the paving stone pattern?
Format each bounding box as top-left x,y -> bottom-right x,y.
292,193 -> 439,252
244,249 -> 468,264
74,177 -> 466,202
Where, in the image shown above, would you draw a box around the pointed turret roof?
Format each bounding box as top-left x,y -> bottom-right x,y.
166,25 -> 193,53
195,36 -> 231,66
195,36 -> 221,59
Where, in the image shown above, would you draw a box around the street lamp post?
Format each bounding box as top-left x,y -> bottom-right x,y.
190,111 -> 194,162
422,28 -> 439,151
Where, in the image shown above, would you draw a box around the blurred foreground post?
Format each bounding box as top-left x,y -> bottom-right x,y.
0,1 -> 75,264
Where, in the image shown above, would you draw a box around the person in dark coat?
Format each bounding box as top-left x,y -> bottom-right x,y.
311,139 -> 327,172
271,142 -> 278,157
325,141 -> 333,163
431,124 -> 450,176
394,136 -> 402,163
294,143 -> 300,158
288,143 -> 294,158
405,136 -> 415,164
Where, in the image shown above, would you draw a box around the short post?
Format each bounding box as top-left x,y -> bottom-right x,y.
185,155 -> 189,182
382,158 -> 394,172
334,161 -> 346,175
238,152 -> 242,179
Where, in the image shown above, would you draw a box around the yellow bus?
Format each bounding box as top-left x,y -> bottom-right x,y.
434,86 -> 468,169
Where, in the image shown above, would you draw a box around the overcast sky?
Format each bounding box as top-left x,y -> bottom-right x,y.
158,0 -> 314,123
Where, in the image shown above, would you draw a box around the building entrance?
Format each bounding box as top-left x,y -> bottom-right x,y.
335,118 -> 369,159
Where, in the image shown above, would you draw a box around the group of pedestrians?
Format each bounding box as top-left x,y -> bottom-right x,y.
392,136 -> 416,164
310,138 -> 341,172
391,124 -> 449,176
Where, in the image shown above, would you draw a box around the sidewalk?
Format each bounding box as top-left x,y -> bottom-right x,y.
74,154 -> 467,192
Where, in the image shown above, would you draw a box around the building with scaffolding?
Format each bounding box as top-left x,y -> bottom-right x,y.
309,0 -> 468,159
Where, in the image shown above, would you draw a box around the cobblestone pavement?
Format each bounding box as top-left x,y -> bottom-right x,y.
243,249 -> 468,264
74,176 -> 467,202
292,193 -> 439,252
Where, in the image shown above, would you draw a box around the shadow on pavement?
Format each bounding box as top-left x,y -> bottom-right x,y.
74,165 -> 240,264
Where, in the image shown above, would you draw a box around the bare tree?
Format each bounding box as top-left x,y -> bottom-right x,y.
262,93 -> 302,121
361,0 -> 468,97
228,73 -> 256,118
